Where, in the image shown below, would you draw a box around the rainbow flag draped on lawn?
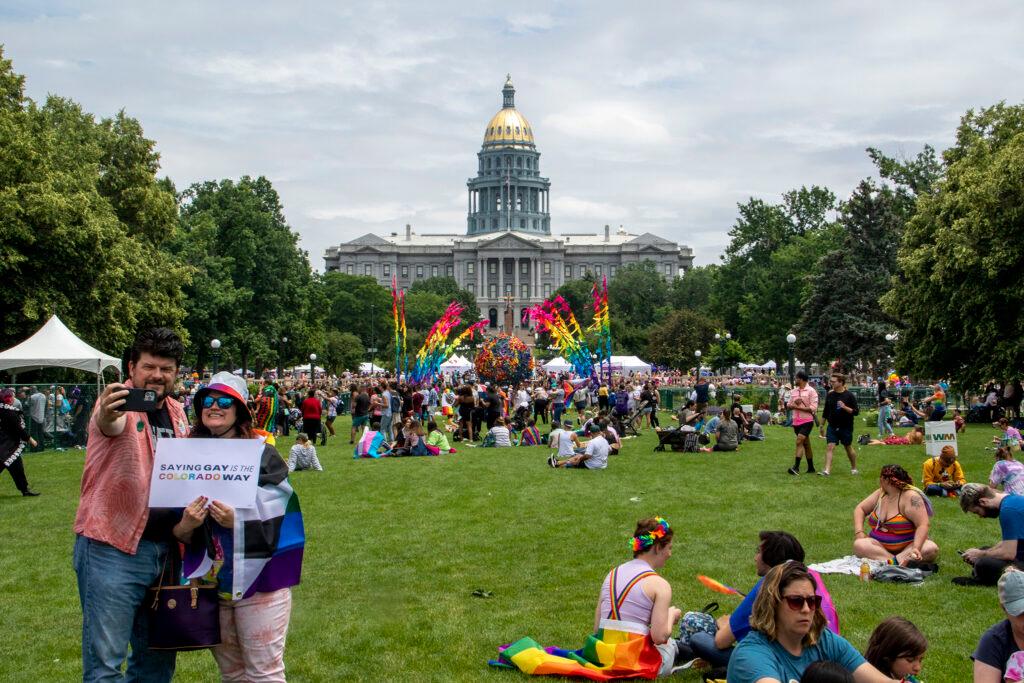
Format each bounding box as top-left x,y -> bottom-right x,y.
490,625 -> 662,681
185,442 -> 305,600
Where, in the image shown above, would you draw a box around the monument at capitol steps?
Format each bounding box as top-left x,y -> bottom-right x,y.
324,75 -> 695,341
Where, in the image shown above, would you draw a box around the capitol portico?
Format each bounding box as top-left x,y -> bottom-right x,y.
324,76 -> 695,330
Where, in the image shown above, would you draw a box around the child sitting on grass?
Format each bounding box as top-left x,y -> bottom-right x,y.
425,420 -> 456,454
288,433 -> 323,471
864,616 -> 927,682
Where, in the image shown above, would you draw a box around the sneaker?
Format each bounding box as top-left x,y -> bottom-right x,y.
21,489 -> 40,497
817,470 -> 830,476
806,467 -> 816,474
787,467 -> 800,476
547,454 -> 557,468
851,469 -> 860,475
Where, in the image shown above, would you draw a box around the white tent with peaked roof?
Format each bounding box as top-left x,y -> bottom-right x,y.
0,315 -> 121,376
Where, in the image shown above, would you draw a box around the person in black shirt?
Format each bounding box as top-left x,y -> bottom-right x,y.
820,373 -> 860,476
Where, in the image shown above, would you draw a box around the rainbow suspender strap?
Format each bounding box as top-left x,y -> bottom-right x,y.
606,567 -> 657,621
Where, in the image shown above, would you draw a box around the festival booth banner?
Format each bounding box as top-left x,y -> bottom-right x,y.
924,421 -> 958,456
149,438 -> 264,508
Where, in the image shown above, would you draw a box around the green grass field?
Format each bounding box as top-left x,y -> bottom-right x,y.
0,414 -> 1006,682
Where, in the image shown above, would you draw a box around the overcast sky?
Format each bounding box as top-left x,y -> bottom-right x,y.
4,1 -> 1022,267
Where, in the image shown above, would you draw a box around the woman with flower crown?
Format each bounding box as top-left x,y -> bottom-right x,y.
491,517 -> 682,679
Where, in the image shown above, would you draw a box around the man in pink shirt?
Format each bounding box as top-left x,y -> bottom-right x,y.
786,370 -> 819,475
73,328 -> 191,681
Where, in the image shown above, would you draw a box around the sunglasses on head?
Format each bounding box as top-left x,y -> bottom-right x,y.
202,396 -> 235,410
782,594 -> 822,611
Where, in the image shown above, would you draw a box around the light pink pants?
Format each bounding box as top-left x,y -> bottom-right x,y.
213,587 -> 292,682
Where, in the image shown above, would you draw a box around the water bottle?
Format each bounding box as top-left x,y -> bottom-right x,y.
859,561 -> 871,583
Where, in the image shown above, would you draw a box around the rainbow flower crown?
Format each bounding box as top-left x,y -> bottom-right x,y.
631,517 -> 671,552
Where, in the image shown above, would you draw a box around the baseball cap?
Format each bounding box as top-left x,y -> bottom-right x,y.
587,423 -> 603,434
999,569 -> 1024,616
959,483 -> 987,513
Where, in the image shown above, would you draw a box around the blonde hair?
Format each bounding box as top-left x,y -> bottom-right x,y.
749,562 -> 827,646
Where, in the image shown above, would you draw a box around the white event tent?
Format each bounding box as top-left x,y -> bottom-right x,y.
0,316 -> 121,389
439,355 -> 473,373
609,355 -> 652,374
359,362 -> 386,374
542,357 -> 572,372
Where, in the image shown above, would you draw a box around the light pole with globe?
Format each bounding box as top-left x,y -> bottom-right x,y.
884,332 -> 898,376
210,338 -> 222,375
786,333 -> 796,387
694,349 -> 702,381
309,353 -> 317,378
715,331 -> 731,376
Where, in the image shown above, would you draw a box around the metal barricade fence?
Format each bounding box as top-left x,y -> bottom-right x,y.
0,383 -> 100,452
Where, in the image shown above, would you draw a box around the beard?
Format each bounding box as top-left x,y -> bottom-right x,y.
981,506 -> 1001,519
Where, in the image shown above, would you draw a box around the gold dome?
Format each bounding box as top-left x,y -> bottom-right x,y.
483,108 -> 535,148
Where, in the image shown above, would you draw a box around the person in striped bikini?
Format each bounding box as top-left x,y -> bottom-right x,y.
852,464 -> 940,567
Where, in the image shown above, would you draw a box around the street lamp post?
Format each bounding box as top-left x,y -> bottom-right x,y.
786,333 -> 796,387
309,353 -> 317,378
694,349 -> 702,381
715,332 -> 731,376
211,338 -> 221,375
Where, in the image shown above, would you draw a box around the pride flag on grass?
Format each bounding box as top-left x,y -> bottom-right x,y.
490,626 -> 662,681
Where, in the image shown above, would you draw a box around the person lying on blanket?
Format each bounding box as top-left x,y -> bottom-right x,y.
491,517 -> 683,679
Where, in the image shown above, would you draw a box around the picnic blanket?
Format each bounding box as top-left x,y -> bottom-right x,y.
808,555 -> 887,576
354,430 -> 391,458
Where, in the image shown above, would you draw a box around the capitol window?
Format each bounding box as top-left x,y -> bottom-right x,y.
346,264 -> 353,275
467,261 -> 475,275
489,261 -> 497,274
446,265 -> 453,277
594,265 -> 602,277
401,265 -> 408,277
383,264 -> 391,276
610,265 -> 617,278
544,283 -> 551,296
505,126 -> 511,134
364,264 -> 372,276
520,261 -> 528,274
417,265 -> 424,278
431,265 -> 438,277
489,284 -> 497,299
564,264 -> 572,279
665,264 -> 673,277
543,261 -> 551,275
580,265 -> 587,278
521,284 -> 529,298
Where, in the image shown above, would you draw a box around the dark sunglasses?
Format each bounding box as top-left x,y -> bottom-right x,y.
202,396 -> 235,410
782,594 -> 822,611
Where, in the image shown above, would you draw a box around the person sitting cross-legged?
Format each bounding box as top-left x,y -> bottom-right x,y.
550,423 -> 608,469
853,464 -> 939,568
683,531 -> 839,670
922,445 -> 966,497
956,483 -> 1024,586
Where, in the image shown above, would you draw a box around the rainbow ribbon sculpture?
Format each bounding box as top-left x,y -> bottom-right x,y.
391,277 -> 407,378
528,296 -> 594,377
409,302 -> 487,386
588,277 -> 612,384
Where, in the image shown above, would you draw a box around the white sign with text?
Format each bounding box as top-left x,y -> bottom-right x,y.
924,420 -> 958,457
148,438 -> 263,509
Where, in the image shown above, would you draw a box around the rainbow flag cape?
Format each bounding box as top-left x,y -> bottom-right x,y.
491,626 -> 661,681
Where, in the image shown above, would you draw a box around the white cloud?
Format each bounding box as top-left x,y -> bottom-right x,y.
506,13 -> 555,34
554,196 -> 629,222
544,102 -> 672,146
308,203 -> 418,223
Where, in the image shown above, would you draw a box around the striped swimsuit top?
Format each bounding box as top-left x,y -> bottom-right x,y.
867,491 -> 915,552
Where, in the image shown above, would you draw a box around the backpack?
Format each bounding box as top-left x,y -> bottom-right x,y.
389,392 -> 402,414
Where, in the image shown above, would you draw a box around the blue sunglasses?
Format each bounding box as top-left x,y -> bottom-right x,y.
202,396 -> 235,410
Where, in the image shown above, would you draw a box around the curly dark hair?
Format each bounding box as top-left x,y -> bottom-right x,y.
129,327 -> 184,367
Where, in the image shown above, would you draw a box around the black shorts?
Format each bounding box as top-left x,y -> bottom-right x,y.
302,418 -> 322,436
826,425 -> 853,446
793,422 -> 814,437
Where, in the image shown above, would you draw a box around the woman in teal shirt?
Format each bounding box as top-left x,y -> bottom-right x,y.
727,562 -> 896,683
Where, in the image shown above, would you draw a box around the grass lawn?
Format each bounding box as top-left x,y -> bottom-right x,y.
0,413 -> 1006,682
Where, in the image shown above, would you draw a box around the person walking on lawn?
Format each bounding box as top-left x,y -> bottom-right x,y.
819,373 -> 860,476
787,370 -> 818,475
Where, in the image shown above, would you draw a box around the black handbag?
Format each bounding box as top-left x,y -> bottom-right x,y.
146,553 -> 221,651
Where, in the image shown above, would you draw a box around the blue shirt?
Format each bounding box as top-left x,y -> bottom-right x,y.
999,495 -> 1024,560
728,578 -> 763,642
727,629 -> 865,683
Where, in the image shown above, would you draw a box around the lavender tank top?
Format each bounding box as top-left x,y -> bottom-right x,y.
598,558 -> 656,627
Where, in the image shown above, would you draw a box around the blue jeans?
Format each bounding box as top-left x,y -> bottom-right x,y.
878,411 -> 894,438
381,412 -> 394,442
552,403 -> 564,424
73,535 -> 177,682
688,630 -> 732,667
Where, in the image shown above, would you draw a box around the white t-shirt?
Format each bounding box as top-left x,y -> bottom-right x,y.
489,426 -> 512,447
550,428 -> 577,457
517,389 -> 530,408
584,435 -> 610,469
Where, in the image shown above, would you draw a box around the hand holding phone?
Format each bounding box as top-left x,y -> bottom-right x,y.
122,388 -> 158,412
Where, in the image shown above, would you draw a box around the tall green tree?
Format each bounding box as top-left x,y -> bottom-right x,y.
882,102 -> 1024,386
0,48 -> 189,354
645,309 -> 720,370
322,272 -> 392,351
173,176 -> 319,374
795,180 -> 903,366
409,276 -> 479,321
324,331 -> 365,374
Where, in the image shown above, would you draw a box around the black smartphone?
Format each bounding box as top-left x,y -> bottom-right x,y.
122,388 -> 158,412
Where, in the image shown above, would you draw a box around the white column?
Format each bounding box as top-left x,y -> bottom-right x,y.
513,257 -> 519,303
534,258 -> 539,298
479,258 -> 484,297
497,258 -> 503,298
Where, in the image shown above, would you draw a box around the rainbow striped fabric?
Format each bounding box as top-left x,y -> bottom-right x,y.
490,626 -> 662,681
